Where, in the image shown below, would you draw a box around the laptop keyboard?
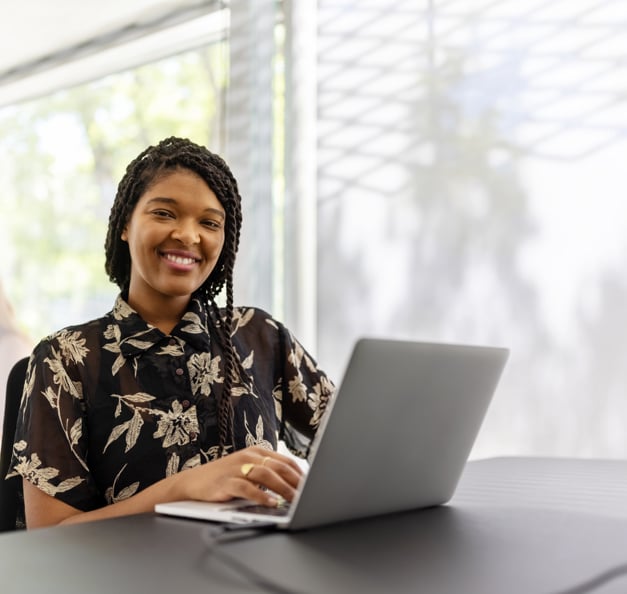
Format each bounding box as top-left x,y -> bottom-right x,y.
238,500 -> 291,517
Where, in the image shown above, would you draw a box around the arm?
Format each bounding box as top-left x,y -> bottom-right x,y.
24,445 -> 303,528
276,324 -> 335,451
14,335 -> 302,528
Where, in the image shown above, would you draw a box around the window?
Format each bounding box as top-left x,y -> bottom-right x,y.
0,40 -> 227,341
315,0 -> 627,458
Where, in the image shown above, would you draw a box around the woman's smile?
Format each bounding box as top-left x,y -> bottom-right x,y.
160,249 -> 202,270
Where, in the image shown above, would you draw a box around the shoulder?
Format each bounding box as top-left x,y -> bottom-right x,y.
230,307 -> 292,354
31,313 -> 111,367
232,306 -> 286,332
41,316 -> 105,346
233,306 -> 283,327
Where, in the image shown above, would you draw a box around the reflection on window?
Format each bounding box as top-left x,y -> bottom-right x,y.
316,0 -> 627,458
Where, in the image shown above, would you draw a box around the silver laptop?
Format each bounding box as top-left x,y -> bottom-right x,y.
155,338 -> 509,530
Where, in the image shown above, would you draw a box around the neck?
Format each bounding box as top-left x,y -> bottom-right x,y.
126,294 -> 190,335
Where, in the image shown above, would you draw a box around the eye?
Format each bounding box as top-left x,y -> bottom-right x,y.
201,219 -> 222,230
151,209 -> 174,219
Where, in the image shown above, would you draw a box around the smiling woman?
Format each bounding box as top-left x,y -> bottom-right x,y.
121,170 -> 226,334
7,137 -> 334,531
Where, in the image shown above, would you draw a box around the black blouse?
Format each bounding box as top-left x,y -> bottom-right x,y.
9,295 -> 333,511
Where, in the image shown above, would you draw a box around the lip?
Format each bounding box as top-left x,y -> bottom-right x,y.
159,249 -> 202,271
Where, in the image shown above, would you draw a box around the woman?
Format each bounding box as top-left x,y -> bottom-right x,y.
9,137 -> 333,528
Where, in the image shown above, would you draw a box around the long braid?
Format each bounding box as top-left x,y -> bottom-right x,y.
206,293 -> 235,454
105,137 -> 244,456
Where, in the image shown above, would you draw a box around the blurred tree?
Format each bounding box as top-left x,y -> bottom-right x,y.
0,42 -> 227,341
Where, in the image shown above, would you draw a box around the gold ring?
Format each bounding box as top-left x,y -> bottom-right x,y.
261,456 -> 271,467
240,463 -> 255,478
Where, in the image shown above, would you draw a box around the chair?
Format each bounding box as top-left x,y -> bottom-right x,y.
0,357 -> 28,531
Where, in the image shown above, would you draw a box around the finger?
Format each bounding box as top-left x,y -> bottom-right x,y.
257,457 -> 303,488
217,448 -> 306,504
258,451 -> 304,476
245,446 -> 304,475
245,465 -> 301,502
234,476 -> 282,506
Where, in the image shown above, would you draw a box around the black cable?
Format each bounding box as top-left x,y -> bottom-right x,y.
549,561 -> 627,594
202,521 -> 627,594
200,524 -> 307,594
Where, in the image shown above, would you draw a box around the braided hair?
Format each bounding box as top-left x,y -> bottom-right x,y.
105,137 -> 243,455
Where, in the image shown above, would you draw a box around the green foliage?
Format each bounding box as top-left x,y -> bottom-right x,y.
0,43 -> 228,341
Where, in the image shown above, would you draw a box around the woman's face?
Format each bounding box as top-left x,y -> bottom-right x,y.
121,168 -> 226,315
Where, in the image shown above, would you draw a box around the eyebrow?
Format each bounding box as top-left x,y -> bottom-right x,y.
146,197 -> 225,219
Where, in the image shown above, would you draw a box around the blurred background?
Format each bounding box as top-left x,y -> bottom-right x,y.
1,0 -> 627,459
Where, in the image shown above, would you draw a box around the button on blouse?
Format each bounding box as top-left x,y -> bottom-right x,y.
9,295 -> 335,514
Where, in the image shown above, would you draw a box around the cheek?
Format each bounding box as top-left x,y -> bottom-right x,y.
212,236 -> 226,260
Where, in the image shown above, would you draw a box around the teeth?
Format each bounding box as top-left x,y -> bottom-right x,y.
165,254 -> 195,265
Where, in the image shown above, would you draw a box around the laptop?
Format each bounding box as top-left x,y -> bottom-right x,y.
155,337 -> 509,530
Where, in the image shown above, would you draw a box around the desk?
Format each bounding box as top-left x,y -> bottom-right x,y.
2,457 -> 627,594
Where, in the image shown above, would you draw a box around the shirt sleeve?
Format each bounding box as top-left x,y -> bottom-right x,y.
273,321 -> 335,459
8,333 -> 102,511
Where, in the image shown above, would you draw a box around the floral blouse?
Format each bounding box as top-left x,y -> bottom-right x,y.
9,295 -> 334,513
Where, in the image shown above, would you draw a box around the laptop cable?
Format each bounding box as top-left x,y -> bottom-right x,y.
548,560 -> 627,594
200,523 -> 309,594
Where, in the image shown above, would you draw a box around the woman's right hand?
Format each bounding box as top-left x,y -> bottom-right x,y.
24,445 -> 305,529
174,445 -> 305,507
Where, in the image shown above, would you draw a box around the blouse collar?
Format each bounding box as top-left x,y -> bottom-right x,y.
112,294 -> 212,356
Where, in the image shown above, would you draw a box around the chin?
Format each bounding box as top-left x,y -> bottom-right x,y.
161,283 -> 203,298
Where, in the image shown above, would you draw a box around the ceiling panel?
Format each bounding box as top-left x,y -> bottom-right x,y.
0,0 -> 219,79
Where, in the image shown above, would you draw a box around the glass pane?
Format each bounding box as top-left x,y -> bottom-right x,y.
0,42 -> 228,342
316,0 -> 627,458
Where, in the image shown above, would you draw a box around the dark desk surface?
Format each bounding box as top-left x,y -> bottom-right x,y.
3,457 -> 627,594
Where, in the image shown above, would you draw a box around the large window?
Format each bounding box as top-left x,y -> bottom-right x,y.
6,0 -> 624,462
0,41 -> 227,341
315,0 -> 627,459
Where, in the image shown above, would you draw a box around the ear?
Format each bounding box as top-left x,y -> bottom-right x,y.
121,226 -> 128,242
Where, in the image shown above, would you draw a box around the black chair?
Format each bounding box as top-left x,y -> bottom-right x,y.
0,357 -> 29,532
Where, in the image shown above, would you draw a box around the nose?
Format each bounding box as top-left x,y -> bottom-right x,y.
171,219 -> 200,245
